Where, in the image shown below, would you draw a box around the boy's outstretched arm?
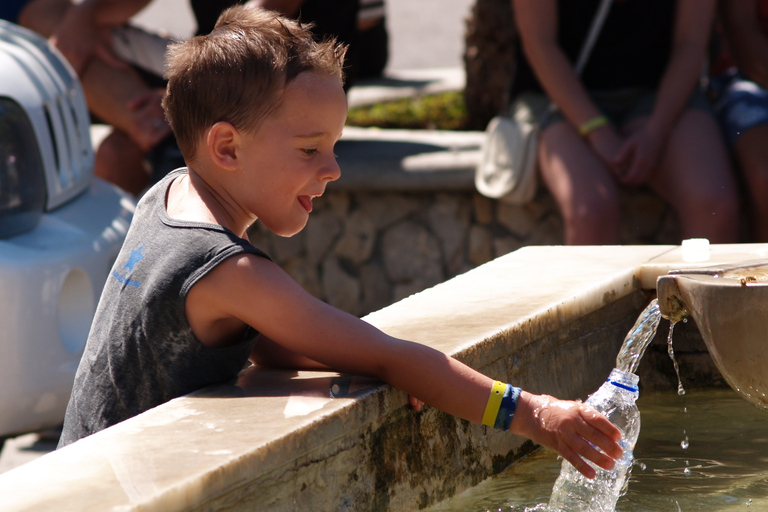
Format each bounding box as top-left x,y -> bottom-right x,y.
188,253 -> 622,477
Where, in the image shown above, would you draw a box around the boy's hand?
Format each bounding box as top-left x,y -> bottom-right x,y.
511,391 -> 623,479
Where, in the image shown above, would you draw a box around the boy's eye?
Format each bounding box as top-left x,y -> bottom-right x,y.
302,148 -> 318,156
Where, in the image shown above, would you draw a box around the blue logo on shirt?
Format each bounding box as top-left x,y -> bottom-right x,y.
112,244 -> 144,287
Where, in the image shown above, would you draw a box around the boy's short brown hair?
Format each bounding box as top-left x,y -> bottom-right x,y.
162,5 -> 347,160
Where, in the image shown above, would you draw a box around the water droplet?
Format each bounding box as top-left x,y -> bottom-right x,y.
681,436 -> 689,449
683,467 -> 691,475
746,499 -> 753,507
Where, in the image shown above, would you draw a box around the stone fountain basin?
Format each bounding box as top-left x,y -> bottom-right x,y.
3,243 -> 768,511
657,261 -> 768,411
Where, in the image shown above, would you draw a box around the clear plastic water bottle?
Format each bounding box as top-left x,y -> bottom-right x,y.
548,369 -> 641,512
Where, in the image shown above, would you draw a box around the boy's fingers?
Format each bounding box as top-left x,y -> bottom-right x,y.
589,431 -> 623,461
580,405 -> 621,439
561,446 -> 597,479
568,429 -> 617,472
581,440 -> 617,471
578,407 -> 623,460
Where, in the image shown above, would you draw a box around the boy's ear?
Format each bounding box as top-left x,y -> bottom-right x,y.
206,122 -> 241,170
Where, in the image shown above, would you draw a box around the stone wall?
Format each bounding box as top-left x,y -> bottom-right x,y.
247,184 -> 681,317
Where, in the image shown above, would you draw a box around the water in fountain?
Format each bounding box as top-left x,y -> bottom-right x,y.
424,389 -> 767,512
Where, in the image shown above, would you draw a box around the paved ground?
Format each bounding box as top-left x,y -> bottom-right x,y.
0,0 -> 475,475
130,0 -> 475,72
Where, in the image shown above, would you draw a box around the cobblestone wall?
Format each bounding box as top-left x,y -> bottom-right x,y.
247,185 -> 681,317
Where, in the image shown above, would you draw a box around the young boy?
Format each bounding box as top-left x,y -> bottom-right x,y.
58,5 -> 621,479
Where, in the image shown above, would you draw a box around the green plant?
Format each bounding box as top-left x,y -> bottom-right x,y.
346,91 -> 468,131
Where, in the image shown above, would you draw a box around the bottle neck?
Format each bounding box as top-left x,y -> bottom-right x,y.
607,368 -> 639,397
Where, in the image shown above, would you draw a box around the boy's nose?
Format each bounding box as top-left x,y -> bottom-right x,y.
321,156 -> 341,182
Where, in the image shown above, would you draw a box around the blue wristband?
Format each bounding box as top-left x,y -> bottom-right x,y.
493,384 -> 521,431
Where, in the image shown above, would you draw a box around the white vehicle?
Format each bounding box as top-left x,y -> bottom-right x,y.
0,21 -> 133,448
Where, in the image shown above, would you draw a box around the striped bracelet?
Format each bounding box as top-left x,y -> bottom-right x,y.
482,381 -> 521,431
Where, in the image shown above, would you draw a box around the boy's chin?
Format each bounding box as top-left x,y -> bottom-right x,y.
269,220 -> 307,238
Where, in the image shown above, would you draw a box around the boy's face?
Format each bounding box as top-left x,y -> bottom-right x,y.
237,72 -> 347,237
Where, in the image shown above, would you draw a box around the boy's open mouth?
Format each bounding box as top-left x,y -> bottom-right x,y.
298,195 -> 314,213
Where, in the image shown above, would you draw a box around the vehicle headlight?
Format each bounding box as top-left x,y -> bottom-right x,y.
0,98 -> 46,238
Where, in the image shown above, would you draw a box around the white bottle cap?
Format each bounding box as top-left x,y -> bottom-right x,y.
681,238 -> 710,263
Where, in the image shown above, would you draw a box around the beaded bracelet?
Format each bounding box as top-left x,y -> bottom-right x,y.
482,381 -> 522,431
578,115 -> 609,137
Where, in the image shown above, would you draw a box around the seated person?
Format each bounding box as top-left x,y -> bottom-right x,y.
710,0 -> 768,242
511,0 -> 740,245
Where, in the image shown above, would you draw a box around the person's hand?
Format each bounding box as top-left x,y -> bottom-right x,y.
409,395 -> 425,411
585,125 -> 627,178
126,88 -> 171,151
50,4 -> 126,75
614,126 -> 664,186
512,391 -> 622,479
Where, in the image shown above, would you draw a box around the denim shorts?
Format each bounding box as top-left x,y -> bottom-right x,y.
513,87 -> 713,133
709,69 -> 768,147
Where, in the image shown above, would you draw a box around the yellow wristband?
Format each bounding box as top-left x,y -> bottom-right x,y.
481,380 -> 507,427
578,115 -> 608,137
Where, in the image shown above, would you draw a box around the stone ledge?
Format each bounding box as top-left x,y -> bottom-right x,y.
334,126 -> 483,192
5,233 -> 763,510
0,245 -> 682,512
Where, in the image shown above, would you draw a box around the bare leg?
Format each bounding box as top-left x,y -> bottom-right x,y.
639,109 -> 741,243
733,124 -> 768,242
95,130 -> 150,196
539,121 -> 622,245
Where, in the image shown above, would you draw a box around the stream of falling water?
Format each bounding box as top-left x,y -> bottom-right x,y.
614,299 -> 687,397
615,299 -> 661,374
667,321 -> 686,396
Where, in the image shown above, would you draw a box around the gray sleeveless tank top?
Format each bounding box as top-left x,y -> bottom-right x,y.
58,168 -> 270,447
